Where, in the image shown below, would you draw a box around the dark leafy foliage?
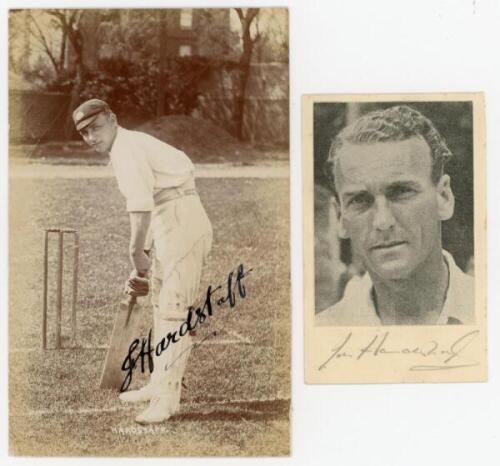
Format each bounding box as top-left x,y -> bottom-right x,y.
79,55 -> 215,118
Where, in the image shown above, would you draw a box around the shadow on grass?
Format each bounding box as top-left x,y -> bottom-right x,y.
173,399 -> 289,422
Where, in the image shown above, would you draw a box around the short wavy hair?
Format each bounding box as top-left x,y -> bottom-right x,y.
325,105 -> 453,198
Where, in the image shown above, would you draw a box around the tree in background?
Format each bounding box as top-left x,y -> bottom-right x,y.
8,10 -> 27,78
156,10 -> 167,118
252,8 -> 288,64
233,8 -> 260,140
27,11 -> 67,81
45,9 -> 94,138
9,8 -> 288,144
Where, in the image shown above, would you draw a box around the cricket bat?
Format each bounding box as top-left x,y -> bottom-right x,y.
99,294 -> 142,390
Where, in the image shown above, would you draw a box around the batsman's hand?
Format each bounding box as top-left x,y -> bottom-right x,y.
124,270 -> 150,297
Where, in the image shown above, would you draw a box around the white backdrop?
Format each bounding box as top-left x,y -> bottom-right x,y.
2,1 -> 500,465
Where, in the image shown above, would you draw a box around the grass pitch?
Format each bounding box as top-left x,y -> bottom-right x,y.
9,168 -> 290,456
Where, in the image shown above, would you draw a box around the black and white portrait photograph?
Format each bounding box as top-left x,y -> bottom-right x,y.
303,93 -> 487,384
315,101 -> 475,326
8,7 -> 290,456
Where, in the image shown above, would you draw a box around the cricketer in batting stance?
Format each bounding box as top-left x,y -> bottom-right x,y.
73,99 -> 212,424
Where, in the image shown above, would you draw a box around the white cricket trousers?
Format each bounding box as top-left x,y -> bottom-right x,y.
149,193 -> 212,403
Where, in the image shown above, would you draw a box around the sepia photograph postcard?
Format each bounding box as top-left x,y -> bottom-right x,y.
303,93 -> 487,384
9,7 -> 290,456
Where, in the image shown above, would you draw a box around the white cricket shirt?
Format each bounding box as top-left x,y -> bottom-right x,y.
109,126 -> 194,212
316,250 -> 475,326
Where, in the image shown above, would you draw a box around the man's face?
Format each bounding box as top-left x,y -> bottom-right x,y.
79,112 -> 117,153
335,136 -> 454,280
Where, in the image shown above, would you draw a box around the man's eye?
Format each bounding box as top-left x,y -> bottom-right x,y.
347,193 -> 372,208
388,186 -> 417,200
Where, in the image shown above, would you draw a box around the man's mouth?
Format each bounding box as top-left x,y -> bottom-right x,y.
371,241 -> 407,250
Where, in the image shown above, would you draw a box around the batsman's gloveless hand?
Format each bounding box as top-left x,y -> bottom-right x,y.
124,273 -> 150,297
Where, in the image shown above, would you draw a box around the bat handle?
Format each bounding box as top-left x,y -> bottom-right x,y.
127,294 -> 137,305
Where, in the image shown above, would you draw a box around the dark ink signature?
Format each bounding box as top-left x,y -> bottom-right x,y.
164,330 -> 219,372
318,330 -> 480,372
120,263 -> 252,392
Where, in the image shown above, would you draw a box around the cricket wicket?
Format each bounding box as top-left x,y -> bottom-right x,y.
42,228 -> 79,349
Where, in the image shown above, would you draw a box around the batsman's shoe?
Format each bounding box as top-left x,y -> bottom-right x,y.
134,393 -> 179,424
119,383 -> 154,403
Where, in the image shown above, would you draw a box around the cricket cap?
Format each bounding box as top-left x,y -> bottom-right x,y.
73,99 -> 111,131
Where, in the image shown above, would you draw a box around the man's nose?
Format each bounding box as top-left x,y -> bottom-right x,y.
372,197 -> 395,231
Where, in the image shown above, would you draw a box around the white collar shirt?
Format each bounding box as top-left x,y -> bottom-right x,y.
316,250 -> 475,326
109,126 -> 194,212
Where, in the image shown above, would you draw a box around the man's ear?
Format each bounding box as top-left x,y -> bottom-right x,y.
332,196 -> 349,239
436,174 -> 455,221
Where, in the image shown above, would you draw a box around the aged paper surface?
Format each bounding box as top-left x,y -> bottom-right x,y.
303,93 -> 487,384
9,8 -> 290,456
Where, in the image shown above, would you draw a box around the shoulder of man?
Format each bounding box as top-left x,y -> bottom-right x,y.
125,128 -> 171,146
445,253 -> 476,325
315,274 -> 375,326
127,128 -> 192,158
